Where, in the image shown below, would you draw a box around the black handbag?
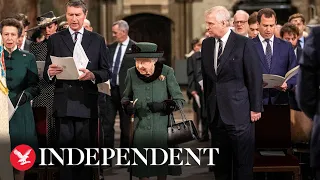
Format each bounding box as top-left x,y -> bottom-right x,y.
168,103 -> 199,145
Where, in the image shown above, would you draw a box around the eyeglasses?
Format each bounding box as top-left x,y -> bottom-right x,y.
233,21 -> 248,25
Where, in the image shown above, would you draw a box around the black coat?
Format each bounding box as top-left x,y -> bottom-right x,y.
201,30 -> 263,125
107,39 -> 135,96
43,29 -> 110,119
297,26 -> 320,168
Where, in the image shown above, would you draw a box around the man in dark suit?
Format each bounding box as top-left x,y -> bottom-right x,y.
44,1 -> 110,180
14,13 -> 32,51
103,20 -> 135,163
280,22 -> 302,111
253,8 -> 298,105
201,6 -> 262,180
187,38 -> 209,141
289,13 -> 307,49
297,26 -> 320,180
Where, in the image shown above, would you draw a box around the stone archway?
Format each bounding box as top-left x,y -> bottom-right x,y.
124,13 -> 173,66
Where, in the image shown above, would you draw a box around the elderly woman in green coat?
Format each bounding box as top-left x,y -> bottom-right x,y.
1,18 -> 40,180
121,42 -> 185,180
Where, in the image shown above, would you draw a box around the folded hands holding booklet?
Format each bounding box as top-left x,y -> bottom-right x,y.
263,65 -> 299,89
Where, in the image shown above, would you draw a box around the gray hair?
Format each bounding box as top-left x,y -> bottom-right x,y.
66,0 -> 88,14
134,58 -> 158,62
84,19 -> 91,26
205,6 -> 231,23
112,20 -> 129,33
234,10 -> 249,20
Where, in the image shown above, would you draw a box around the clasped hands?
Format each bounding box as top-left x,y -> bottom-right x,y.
48,64 -> 95,81
263,81 -> 288,91
122,100 -> 176,116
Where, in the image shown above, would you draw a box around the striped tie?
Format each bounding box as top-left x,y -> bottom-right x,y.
217,39 -> 223,69
265,39 -> 272,70
74,32 -> 79,43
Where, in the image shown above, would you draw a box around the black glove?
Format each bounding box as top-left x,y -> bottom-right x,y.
147,100 -> 176,114
147,102 -> 165,113
122,101 -> 136,116
15,91 -> 28,106
163,99 -> 177,114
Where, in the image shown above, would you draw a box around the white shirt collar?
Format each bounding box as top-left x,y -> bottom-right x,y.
299,36 -> 304,43
258,33 -> 274,43
120,36 -> 130,46
216,29 -> 231,43
68,27 -> 85,35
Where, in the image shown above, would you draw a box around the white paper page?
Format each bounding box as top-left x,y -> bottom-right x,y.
73,41 -> 89,76
284,65 -> 300,82
8,96 -> 14,121
262,74 -> 285,89
198,80 -> 203,90
36,61 -> 45,78
97,80 -> 111,96
50,56 -> 80,80
8,90 -> 25,121
194,94 -> 201,108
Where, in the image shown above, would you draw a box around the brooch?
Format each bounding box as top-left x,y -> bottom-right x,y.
159,75 -> 165,81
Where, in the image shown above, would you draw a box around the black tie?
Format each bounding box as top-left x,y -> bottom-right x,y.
217,39 -> 223,69
297,39 -> 302,49
265,39 -> 272,70
111,43 -> 122,86
74,32 -> 79,43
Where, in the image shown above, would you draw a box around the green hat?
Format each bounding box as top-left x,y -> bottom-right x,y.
126,42 -> 164,58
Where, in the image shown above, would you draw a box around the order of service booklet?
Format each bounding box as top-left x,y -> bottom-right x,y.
263,65 -> 299,89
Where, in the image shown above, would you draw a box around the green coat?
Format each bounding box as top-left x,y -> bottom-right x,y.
122,64 -> 185,178
4,49 -> 40,152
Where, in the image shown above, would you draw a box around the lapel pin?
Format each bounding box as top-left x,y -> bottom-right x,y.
23,54 -> 26,57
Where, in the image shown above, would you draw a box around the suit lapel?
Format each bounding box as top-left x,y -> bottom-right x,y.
61,29 -> 75,54
253,36 -> 269,71
120,39 -> 134,68
270,37 -> 280,72
217,31 -> 236,75
81,29 -> 92,52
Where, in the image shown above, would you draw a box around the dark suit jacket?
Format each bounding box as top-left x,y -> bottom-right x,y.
23,39 -> 32,52
201,30 -> 262,125
297,26 -> 320,168
253,36 -> 298,105
187,51 -> 202,94
43,29 -> 110,119
107,39 -> 135,95
289,46 -> 303,110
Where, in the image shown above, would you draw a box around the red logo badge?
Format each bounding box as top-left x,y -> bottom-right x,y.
10,144 -> 36,171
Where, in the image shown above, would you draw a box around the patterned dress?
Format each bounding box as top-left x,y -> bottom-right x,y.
30,40 -> 56,147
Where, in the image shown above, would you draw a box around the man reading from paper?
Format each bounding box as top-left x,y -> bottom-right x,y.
252,8 -> 298,105
44,1 -> 110,180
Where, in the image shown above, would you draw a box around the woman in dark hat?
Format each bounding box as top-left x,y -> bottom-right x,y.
28,11 -> 63,148
121,42 -> 185,180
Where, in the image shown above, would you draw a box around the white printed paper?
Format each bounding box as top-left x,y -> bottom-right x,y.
97,80 -> 111,96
